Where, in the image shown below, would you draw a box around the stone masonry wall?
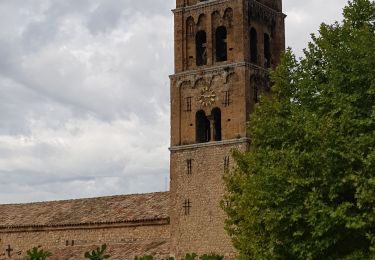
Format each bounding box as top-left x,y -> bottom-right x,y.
0,223 -> 170,260
170,140 -> 248,259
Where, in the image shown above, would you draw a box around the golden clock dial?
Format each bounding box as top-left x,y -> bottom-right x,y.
198,86 -> 216,107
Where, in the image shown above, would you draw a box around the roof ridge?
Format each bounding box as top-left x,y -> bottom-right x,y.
0,191 -> 169,206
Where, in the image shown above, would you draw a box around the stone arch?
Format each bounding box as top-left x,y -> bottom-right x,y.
225,72 -> 238,84
223,8 -> 233,27
210,74 -> 222,88
194,78 -> 206,89
186,16 -> 195,37
179,80 -> 191,89
223,8 -> 234,61
186,16 -> 196,69
211,11 -> 222,29
197,14 -> 207,30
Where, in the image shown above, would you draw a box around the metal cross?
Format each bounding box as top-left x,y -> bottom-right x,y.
6,245 -> 13,257
183,199 -> 192,215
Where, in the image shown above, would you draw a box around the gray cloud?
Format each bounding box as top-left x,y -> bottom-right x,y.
0,0 -> 348,203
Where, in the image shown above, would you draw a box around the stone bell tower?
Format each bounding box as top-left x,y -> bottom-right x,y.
169,0 -> 285,257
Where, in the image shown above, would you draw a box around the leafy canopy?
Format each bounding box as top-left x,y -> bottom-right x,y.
223,0 -> 375,259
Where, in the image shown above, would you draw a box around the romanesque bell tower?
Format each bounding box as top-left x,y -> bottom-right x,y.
169,0 -> 285,257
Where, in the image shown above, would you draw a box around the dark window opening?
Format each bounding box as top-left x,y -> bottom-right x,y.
212,107 -> 222,141
196,31 -> 207,66
215,26 -> 227,62
196,110 -> 210,143
264,33 -> 271,68
250,28 -> 258,64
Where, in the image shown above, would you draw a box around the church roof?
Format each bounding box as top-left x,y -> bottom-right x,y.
0,192 -> 169,230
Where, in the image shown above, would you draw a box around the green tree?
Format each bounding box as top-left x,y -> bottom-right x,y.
25,247 -> 52,260
199,254 -> 223,260
84,244 -> 110,260
223,0 -> 375,259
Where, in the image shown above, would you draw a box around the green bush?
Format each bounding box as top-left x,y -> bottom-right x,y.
84,244 -> 110,260
199,254 -> 223,260
26,247 -> 52,260
134,253 -> 223,260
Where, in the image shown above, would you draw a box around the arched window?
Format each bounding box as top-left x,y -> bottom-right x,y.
264,33 -> 271,68
211,108 -> 222,141
196,31 -> 207,66
250,28 -> 257,64
196,110 -> 210,143
215,26 -> 227,62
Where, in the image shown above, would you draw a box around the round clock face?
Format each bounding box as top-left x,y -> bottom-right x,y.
198,86 -> 216,107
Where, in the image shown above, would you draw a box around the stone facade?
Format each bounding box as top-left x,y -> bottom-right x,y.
169,0 -> 284,258
0,0 -> 285,259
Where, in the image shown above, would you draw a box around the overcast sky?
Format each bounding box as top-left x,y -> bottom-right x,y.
0,0 -> 348,204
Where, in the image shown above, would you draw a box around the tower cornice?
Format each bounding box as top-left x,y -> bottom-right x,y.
170,62 -> 268,80
172,0 -> 285,17
172,0 -> 231,13
169,137 -> 250,151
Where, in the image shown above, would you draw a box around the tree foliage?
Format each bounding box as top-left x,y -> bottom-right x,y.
133,253 -> 223,260
25,247 -> 52,260
223,0 -> 375,259
84,244 -> 110,260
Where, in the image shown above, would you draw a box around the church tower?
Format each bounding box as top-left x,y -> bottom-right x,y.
169,0 -> 285,257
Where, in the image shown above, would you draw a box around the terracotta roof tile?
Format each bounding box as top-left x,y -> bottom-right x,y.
0,192 -> 169,228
